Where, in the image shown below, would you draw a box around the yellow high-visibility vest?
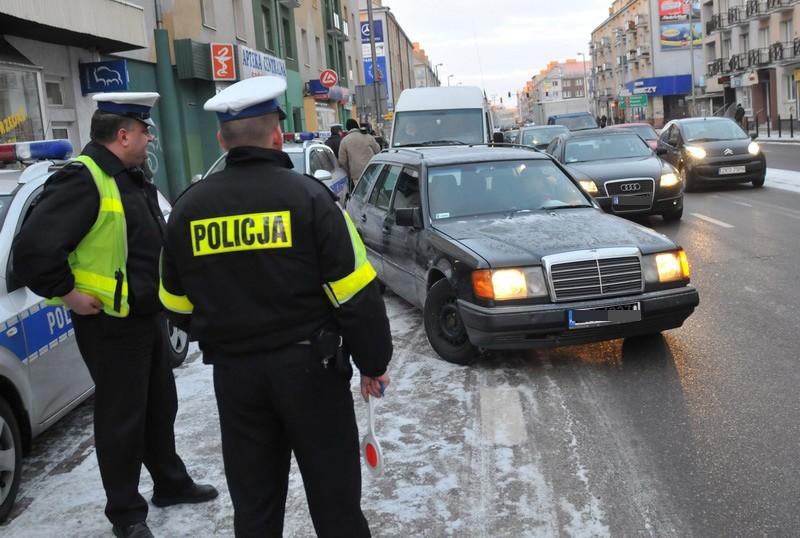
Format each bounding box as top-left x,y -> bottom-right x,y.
47,155 -> 129,317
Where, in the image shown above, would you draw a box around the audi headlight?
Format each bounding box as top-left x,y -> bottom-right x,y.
685,145 -> 706,159
748,141 -> 760,155
472,267 -> 548,300
579,180 -> 599,194
660,172 -> 680,187
643,250 -> 690,283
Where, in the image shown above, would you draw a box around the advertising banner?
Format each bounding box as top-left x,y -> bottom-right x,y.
659,0 -> 700,22
79,60 -> 129,94
660,22 -> 702,50
238,45 -> 286,79
360,20 -> 384,45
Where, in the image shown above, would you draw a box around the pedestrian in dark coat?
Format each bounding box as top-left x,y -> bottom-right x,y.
13,92 -> 218,538
160,75 -> 393,537
325,124 -> 344,157
735,104 -> 745,125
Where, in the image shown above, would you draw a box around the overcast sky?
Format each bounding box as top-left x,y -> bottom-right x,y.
380,0 -> 615,107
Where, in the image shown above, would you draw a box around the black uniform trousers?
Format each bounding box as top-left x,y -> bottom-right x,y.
211,344 -> 370,538
72,312 -> 193,527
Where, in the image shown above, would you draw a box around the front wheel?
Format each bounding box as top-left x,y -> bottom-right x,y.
0,397 -> 22,523
751,176 -> 765,188
423,280 -> 479,365
679,164 -> 695,192
662,204 -> 683,222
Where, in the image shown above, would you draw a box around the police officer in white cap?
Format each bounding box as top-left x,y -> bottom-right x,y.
14,92 -> 218,538
159,75 -> 392,536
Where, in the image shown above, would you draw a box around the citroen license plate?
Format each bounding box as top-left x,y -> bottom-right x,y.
568,302 -> 641,328
718,165 -> 746,175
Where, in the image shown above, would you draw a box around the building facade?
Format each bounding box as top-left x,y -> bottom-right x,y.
527,59 -> 593,125
591,0 -> 704,127
703,0 -> 799,125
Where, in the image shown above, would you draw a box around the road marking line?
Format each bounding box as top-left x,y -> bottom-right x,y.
732,201 -> 752,207
690,213 -> 735,228
480,388 -> 527,446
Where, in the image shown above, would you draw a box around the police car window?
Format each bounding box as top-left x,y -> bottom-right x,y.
390,168 -> 420,213
320,147 -> 337,172
7,187 -> 43,292
352,163 -> 382,201
369,165 -> 401,211
309,148 -> 327,174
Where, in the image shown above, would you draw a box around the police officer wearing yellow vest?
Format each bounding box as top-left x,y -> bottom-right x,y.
13,92 -> 217,538
159,76 -> 393,537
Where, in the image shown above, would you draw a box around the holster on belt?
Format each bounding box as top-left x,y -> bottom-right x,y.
310,322 -> 353,379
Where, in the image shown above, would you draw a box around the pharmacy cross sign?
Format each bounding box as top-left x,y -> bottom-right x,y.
320,69 -> 338,88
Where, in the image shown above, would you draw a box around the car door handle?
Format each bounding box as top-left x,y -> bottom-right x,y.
360,214 -> 367,222
382,226 -> 391,235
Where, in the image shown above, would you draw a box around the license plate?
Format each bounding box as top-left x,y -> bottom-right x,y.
568,302 -> 641,328
718,165 -> 746,175
613,194 -> 649,206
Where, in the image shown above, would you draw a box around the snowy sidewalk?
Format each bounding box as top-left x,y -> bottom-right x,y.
766,168 -> 800,194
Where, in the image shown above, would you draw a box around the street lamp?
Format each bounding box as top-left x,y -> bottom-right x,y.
447,74 -> 454,87
434,63 -> 443,85
577,51 -> 590,113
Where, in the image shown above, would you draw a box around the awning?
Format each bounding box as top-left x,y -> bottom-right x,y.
0,0 -> 148,53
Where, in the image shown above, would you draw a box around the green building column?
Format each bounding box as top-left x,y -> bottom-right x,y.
154,28 -> 187,200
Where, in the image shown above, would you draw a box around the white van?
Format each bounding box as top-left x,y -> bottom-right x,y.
389,86 -> 496,148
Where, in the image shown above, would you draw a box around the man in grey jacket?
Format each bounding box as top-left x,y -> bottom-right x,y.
338,119 -> 380,188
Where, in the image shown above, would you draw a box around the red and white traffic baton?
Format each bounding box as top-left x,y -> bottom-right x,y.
361,382 -> 384,477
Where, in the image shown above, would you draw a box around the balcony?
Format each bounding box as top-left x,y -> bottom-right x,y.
706,14 -> 722,34
727,52 -> 747,71
766,0 -> 796,13
278,0 -> 301,7
707,58 -> 725,76
637,45 -> 650,56
745,0 -> 763,17
726,6 -> 747,27
748,47 -> 770,66
634,14 -> 648,28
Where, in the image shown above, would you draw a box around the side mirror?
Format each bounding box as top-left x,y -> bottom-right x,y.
656,147 -> 668,156
749,132 -> 758,140
313,169 -> 333,181
191,173 -> 203,184
395,207 -> 423,228
492,132 -> 505,144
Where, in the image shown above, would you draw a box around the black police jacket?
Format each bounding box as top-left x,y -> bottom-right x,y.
160,146 -> 392,376
13,141 -> 167,316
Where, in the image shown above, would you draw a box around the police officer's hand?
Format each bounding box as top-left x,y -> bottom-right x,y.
361,373 -> 390,402
61,289 -> 104,315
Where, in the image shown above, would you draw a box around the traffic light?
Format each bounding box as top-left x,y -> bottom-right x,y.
545,89 -> 549,97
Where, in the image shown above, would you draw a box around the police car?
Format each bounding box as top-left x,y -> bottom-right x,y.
0,140 -> 188,522
194,133 -> 349,204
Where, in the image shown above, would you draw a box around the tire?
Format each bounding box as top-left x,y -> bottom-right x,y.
423,280 -> 479,365
163,317 -> 189,368
0,397 -> 22,523
679,164 -> 695,192
662,204 -> 683,222
751,176 -> 765,188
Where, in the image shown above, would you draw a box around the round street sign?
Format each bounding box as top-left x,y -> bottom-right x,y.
320,69 -> 338,88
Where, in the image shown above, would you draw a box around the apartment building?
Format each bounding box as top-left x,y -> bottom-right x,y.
525,60 -> 592,125
591,0 -> 704,127
703,0 -> 799,124
413,43 -> 440,88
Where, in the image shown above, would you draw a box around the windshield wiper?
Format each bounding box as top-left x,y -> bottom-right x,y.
419,140 -> 466,146
539,203 -> 592,210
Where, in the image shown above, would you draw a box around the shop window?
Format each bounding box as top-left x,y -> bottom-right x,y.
0,67 -> 45,143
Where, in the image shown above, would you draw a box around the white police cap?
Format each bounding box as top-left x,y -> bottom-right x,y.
92,92 -> 160,126
204,76 -> 287,122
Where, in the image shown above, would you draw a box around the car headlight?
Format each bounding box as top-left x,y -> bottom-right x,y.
643,250 -> 690,283
748,141 -> 760,155
579,180 -> 599,194
660,172 -> 680,187
685,145 -> 706,159
472,267 -> 548,300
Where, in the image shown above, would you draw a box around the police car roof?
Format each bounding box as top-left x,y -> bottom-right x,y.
378,145 -> 548,167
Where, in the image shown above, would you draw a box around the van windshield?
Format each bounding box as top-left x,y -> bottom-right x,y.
392,109 -> 484,146
552,114 -> 598,131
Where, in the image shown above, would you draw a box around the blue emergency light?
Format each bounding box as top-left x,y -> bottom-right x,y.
0,139 -> 73,163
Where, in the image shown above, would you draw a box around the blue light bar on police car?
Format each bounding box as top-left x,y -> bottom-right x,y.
0,139 -> 73,163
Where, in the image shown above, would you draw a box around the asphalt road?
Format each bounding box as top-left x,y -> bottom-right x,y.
6,180 -> 800,537
761,140 -> 799,172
